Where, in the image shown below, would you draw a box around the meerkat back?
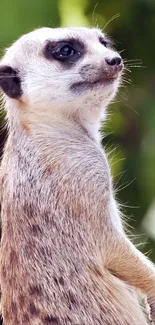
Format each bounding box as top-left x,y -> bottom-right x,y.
0,27 -> 154,325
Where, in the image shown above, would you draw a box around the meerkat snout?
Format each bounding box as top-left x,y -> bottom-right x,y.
78,53 -> 123,87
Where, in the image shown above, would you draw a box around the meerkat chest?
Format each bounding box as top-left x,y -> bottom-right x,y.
33,135 -> 113,226
1,132 -> 113,235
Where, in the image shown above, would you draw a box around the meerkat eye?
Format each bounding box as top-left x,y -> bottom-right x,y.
53,43 -> 81,63
55,45 -> 76,59
99,36 -> 112,48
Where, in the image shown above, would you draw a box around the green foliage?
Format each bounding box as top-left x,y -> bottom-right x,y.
0,0 -> 155,259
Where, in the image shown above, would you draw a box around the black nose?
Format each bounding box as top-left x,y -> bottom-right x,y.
105,56 -> 122,66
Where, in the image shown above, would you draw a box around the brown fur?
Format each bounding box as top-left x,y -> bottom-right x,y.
21,119 -> 31,135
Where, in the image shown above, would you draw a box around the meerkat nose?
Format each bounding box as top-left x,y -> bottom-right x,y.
105,56 -> 122,67
104,56 -> 123,75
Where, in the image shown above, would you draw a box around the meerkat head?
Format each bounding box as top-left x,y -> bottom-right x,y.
0,27 -> 123,131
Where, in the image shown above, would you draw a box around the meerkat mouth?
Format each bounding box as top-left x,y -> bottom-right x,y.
70,77 -> 117,93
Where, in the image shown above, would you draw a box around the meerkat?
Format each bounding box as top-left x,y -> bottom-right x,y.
0,26 -> 155,325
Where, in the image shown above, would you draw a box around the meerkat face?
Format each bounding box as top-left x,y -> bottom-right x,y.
0,27 -> 123,117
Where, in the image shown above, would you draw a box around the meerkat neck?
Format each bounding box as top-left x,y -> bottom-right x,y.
6,100 -> 105,144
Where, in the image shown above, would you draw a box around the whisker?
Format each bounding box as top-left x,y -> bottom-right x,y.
103,13 -> 120,31
123,67 -> 131,73
93,3 -> 99,26
121,78 -> 132,83
123,59 -> 142,63
110,157 -> 126,167
124,103 -> 139,116
114,170 -> 127,189
119,202 -> 140,209
125,65 -> 145,68
119,49 -> 126,54
115,178 -> 136,193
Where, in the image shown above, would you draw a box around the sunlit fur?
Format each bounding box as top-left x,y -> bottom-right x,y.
0,27 -> 155,325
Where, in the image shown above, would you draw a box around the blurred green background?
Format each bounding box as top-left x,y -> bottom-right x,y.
0,0 -> 155,259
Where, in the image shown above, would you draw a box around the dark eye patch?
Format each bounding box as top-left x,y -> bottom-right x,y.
43,38 -> 85,65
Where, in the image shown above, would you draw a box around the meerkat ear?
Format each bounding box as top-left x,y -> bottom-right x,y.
0,65 -> 22,98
